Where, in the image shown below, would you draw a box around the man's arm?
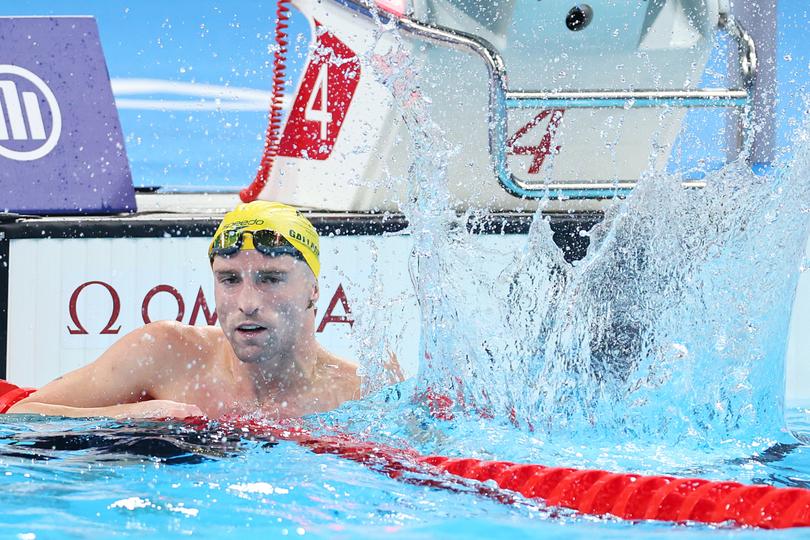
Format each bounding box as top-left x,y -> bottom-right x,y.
7,321 -> 203,419
352,351 -> 405,400
9,400 -> 204,419
384,351 -> 405,385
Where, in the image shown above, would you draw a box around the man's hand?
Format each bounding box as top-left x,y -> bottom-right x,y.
116,400 -> 206,419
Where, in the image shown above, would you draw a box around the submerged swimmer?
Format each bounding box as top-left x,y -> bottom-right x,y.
9,201 -> 397,419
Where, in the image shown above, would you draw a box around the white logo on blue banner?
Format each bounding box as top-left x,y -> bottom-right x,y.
0,64 -> 61,161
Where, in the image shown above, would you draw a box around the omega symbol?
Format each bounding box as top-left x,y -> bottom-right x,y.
0,64 -> 61,161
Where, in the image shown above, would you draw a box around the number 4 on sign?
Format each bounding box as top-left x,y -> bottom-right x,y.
305,64 -> 333,140
507,109 -> 565,174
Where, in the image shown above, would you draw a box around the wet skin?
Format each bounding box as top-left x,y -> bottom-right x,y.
213,250 -> 315,367
8,250 -> 362,419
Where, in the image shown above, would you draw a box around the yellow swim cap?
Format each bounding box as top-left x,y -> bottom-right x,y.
209,201 -> 320,277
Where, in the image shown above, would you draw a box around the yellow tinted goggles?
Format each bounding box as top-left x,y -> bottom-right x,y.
208,229 -> 306,263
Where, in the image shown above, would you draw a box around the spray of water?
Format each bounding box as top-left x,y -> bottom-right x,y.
354,17 -> 810,447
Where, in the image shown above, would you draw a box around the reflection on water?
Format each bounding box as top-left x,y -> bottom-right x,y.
0,418 -> 261,464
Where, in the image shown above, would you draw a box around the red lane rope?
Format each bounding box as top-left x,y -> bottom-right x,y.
0,380 -> 35,414
220,419 -> 810,529
240,0 -> 292,203
2,381 -> 809,529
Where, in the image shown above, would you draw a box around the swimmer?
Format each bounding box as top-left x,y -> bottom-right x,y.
8,201 -> 401,419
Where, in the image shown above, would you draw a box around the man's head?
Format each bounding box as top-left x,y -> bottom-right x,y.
209,201 -> 320,277
209,201 -> 321,365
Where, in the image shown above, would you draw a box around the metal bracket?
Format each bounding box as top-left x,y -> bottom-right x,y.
336,0 -> 757,199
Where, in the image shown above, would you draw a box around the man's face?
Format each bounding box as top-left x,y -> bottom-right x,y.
213,249 -> 317,365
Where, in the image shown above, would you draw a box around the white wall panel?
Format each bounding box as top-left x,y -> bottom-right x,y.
7,235 -> 420,387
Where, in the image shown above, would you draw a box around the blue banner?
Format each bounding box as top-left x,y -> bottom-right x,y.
4,1 -> 311,191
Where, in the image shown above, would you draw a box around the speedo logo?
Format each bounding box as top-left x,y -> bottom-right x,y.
289,229 -> 319,256
0,64 -> 61,161
228,219 -> 265,228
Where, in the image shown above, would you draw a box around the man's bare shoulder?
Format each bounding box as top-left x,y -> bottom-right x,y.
136,321 -> 226,362
316,348 -> 361,395
319,349 -> 359,376
139,320 -> 222,342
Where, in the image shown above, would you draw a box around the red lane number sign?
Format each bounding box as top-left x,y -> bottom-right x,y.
279,21 -> 361,160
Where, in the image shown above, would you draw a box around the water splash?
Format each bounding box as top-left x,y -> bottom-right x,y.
363,20 -> 810,446
516,160 -> 810,442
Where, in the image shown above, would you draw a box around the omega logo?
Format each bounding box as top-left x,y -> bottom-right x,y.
67,281 -> 122,335
67,281 -> 354,335
0,64 -> 62,161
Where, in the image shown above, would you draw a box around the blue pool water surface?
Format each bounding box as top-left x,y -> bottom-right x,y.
2,393 -> 810,539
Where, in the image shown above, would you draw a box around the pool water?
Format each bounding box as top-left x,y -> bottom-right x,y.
3,22 -> 806,540
2,3 -> 810,539
1,390 -> 810,539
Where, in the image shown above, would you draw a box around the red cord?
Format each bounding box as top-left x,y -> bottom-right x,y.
240,0 -> 292,203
